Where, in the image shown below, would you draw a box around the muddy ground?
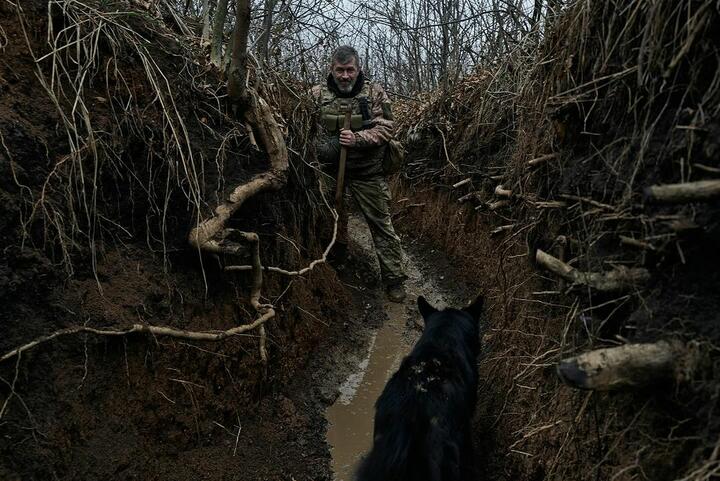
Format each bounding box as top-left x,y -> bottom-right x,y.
0,204 -> 489,481
0,2 -> 488,478
4,0 -> 719,479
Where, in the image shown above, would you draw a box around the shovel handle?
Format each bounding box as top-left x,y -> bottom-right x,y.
335,107 -> 353,207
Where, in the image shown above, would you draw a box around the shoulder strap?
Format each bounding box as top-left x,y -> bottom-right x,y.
357,80 -> 373,122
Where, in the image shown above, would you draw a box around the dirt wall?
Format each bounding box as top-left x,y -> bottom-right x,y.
393,1 -> 720,479
0,1 -> 348,479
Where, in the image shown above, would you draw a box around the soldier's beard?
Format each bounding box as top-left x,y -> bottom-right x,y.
334,76 -> 356,93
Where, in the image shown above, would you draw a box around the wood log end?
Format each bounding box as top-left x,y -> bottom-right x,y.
556,359 -> 591,390
557,340 -> 697,391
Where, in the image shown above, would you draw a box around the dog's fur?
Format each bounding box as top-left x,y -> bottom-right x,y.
355,296 -> 483,481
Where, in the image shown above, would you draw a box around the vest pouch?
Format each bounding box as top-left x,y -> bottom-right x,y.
321,113 -> 340,133
382,139 -> 405,175
350,114 -> 364,130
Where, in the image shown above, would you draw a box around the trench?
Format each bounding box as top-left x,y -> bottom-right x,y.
324,215 -> 466,480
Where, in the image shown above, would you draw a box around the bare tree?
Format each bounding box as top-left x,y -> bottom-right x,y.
210,0 -> 229,67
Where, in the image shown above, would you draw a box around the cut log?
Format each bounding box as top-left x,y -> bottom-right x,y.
619,235 -> 657,251
527,153 -> 558,167
494,185 -> 513,198
488,200 -> 510,211
535,249 -> 649,292
458,192 -> 480,203
453,178 -> 472,189
644,180 -> 720,204
557,340 -> 696,390
491,224 -> 515,236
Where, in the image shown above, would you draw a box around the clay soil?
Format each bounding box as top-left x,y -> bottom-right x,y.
0,1 -> 374,478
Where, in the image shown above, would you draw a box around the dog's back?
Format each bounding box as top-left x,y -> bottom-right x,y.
355,296 -> 483,481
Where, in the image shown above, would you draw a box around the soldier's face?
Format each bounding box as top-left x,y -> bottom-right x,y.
331,59 -> 359,93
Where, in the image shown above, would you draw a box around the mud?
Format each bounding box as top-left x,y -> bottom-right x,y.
325,215 -> 473,480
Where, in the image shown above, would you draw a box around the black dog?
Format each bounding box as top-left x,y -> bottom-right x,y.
355,295 -> 483,481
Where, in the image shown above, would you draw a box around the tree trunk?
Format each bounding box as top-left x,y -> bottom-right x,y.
257,0 -> 277,63
201,0 -> 212,45
210,0 -> 229,67
227,0 -> 250,109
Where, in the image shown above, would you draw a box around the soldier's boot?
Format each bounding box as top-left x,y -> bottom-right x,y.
328,241 -> 349,268
385,280 -> 406,303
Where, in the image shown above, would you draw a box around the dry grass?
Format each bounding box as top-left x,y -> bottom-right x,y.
394,0 -> 720,479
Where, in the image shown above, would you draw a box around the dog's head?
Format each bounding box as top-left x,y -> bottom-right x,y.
417,295 -> 484,327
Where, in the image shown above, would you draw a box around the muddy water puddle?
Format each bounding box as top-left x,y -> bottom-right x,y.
325,301 -> 410,480
324,218 -> 462,480
325,215 -> 462,481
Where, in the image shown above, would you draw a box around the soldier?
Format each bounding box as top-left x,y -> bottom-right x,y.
311,45 -> 407,303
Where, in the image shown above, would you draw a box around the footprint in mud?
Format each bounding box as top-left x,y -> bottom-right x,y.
325,215 -> 466,481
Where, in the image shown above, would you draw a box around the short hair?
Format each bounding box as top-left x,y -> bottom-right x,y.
331,45 -> 360,67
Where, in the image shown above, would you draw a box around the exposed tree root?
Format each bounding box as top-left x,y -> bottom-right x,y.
0,309 -> 276,365
188,89 -> 288,255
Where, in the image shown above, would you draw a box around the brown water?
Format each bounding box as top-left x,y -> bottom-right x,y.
325,301 -> 412,480
325,216 -> 457,480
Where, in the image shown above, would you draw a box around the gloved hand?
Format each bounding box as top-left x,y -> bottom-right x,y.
315,135 -> 341,165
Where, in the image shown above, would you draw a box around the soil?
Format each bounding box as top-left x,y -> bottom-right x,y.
0,202 -> 486,481
3,1 -> 719,480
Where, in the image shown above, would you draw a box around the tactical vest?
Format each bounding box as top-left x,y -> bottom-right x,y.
319,82 -> 374,133
317,80 -> 385,178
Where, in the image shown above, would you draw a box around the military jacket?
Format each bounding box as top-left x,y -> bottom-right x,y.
311,74 -> 395,178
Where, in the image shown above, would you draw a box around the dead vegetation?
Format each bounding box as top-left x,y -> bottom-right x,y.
1,0 -> 342,359
394,0 -> 720,479
0,0 -> 349,477
2,0 -> 720,478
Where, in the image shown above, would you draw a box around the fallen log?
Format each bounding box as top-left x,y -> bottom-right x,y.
535,249 -> 650,292
557,340 -> 696,390
644,180 -> 720,204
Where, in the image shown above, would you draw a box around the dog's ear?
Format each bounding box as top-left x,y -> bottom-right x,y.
417,296 -> 437,319
463,296 -> 484,320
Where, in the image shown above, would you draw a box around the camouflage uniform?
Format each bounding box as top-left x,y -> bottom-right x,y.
312,73 -> 407,285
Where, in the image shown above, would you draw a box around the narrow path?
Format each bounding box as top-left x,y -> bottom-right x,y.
325,215 -> 468,480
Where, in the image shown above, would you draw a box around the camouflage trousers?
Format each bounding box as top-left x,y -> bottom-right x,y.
320,172 -> 407,284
